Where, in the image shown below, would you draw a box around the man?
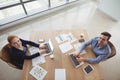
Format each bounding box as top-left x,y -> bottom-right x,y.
74,32 -> 112,64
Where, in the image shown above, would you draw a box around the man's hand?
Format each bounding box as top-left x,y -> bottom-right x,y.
73,50 -> 81,58
76,57 -> 87,62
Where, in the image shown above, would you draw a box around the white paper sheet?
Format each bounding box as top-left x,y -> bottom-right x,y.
55,33 -> 76,43
59,42 -> 73,53
32,55 -> 45,66
55,34 -> 66,43
73,43 -> 82,50
29,47 -> 46,66
55,69 -> 66,80
73,43 -> 86,55
66,33 -> 76,43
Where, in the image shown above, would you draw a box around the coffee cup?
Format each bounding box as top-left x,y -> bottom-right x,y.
50,54 -> 54,59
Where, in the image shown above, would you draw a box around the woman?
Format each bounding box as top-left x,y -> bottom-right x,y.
7,35 -> 47,69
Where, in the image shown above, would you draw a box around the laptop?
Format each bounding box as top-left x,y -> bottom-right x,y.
29,39 -> 54,56
69,54 -> 84,68
43,39 -> 54,55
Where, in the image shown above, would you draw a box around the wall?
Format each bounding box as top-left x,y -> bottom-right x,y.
99,0 -> 120,21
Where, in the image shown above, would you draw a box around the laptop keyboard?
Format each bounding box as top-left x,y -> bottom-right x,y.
44,43 -> 51,53
69,54 -> 80,66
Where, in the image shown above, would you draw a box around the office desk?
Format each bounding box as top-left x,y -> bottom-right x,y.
22,30 -> 103,80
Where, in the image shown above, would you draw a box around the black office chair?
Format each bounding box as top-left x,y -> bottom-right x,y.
107,41 -> 116,59
0,44 -> 22,70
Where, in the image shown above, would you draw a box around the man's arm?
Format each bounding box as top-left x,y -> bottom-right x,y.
86,54 -> 108,64
74,38 -> 95,57
79,38 -> 94,51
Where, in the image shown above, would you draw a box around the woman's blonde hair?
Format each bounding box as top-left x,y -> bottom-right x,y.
7,35 -> 19,44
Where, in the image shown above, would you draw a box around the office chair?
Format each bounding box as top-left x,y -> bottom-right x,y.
107,41 -> 116,59
0,44 -> 22,70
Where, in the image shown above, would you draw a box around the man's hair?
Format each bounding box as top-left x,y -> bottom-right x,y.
101,32 -> 111,41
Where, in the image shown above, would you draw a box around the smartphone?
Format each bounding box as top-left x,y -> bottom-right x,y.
78,39 -> 85,43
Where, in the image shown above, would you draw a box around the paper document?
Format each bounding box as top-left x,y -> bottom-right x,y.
55,69 -> 66,80
59,42 -> 73,53
55,34 -> 66,43
66,33 -> 76,43
55,33 -> 76,43
29,47 -> 40,55
32,55 -> 45,66
30,65 -> 47,80
29,47 -> 46,66
73,43 -> 86,55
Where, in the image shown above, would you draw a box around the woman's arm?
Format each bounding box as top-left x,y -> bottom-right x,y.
10,48 -> 40,60
20,38 -> 39,47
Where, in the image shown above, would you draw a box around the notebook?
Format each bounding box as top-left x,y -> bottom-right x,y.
69,54 -> 84,68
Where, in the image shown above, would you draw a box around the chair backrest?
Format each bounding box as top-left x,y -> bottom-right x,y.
107,41 -> 116,59
0,44 -> 22,70
0,44 -> 12,63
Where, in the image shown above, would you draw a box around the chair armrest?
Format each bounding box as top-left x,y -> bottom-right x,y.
7,62 -> 21,70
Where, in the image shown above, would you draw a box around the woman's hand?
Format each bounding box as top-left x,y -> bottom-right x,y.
39,44 -> 46,49
39,49 -> 47,54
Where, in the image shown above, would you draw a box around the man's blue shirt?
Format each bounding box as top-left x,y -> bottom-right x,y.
79,37 -> 111,63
